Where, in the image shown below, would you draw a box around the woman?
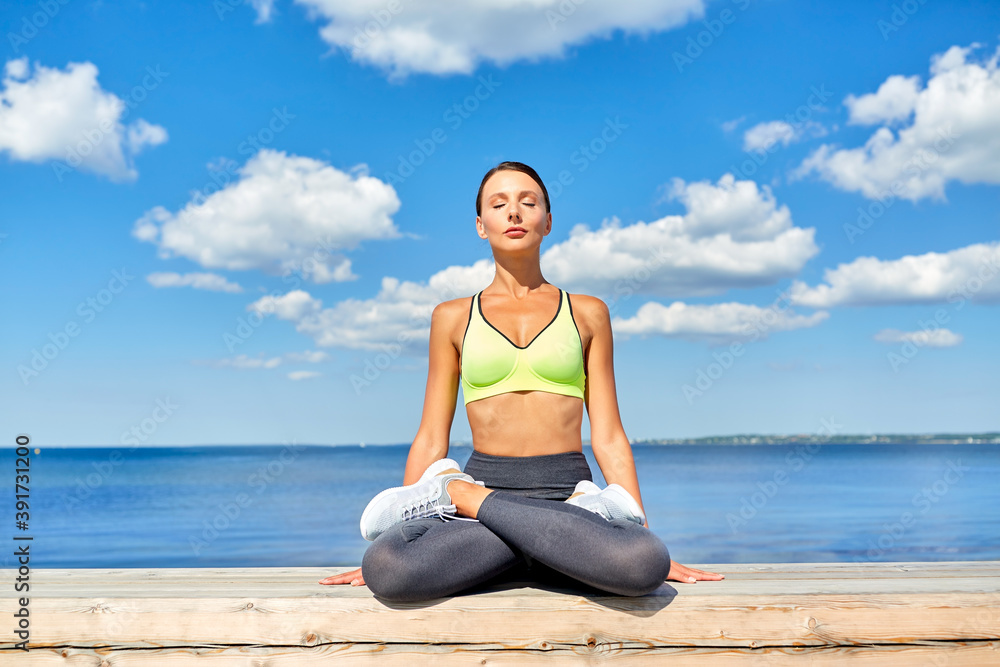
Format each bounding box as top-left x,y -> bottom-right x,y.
320,162 -> 723,601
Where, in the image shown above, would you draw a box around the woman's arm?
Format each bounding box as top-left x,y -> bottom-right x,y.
580,295 -> 723,584
579,296 -> 648,524
321,299 -> 463,587
401,300 -> 463,484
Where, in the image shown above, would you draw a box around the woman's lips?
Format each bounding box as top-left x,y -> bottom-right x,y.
505,227 -> 527,236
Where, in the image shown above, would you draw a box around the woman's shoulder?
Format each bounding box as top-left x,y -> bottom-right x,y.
431,293 -> 477,325
562,291 -> 611,341
563,291 -> 610,321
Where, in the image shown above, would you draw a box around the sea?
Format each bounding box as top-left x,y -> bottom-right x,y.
5,443 -> 998,569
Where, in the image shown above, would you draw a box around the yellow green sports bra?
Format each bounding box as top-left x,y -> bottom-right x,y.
460,288 -> 586,405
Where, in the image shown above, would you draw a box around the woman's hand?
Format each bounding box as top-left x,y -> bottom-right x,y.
319,567 -> 365,587
666,560 -> 724,583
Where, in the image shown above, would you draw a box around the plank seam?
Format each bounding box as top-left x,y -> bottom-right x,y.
8,638 -> 1000,652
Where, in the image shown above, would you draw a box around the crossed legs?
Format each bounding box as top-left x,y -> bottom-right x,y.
362,480 -> 671,602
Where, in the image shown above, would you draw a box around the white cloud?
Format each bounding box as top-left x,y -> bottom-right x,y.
612,300 -> 829,344
721,115 -> 746,133
285,350 -> 330,363
249,254 -> 833,352
845,74 -> 922,125
252,289 -> 324,321
247,174 -> 825,352
249,0 -> 276,23
293,0 -> 707,78
874,328 -> 963,348
248,259 -> 496,353
288,370 -> 321,381
543,173 -> 818,297
0,57 -> 167,181
133,149 -> 402,282
789,242 -> 1000,308
126,118 -> 169,152
206,354 -> 283,369
198,350 -> 330,369
146,272 -> 243,293
743,121 -> 797,151
743,120 -> 826,152
793,43 -> 1000,201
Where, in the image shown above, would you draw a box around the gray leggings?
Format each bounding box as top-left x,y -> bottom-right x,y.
361,451 -> 671,602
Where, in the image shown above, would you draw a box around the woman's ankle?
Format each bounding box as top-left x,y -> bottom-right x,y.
446,479 -> 492,519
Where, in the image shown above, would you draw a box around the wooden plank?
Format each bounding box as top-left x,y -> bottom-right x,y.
3,642 -> 999,665
21,561 -> 1000,591
2,562 -> 998,653
24,561 -> 1000,582
6,592 -> 1000,648
16,573 -> 1000,595
17,567 -> 1000,597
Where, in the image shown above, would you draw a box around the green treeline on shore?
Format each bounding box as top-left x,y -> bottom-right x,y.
623,433 -> 1000,446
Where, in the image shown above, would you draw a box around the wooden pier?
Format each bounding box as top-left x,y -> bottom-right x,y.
2,561 -> 999,664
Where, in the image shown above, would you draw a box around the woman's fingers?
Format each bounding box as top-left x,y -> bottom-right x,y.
666,559 -> 725,583
318,567 -> 365,586
685,565 -> 725,580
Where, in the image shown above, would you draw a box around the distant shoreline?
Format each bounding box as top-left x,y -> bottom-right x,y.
623,433 -> 1000,446
29,433 -> 1000,448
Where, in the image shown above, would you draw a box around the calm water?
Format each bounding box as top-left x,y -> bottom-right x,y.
4,443 -> 998,569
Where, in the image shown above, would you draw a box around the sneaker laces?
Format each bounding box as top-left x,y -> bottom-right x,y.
399,493 -> 480,523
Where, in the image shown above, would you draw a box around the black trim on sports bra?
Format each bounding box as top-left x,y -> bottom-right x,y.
478,288 -> 563,350
565,291 -> 585,354
460,293 -> 476,372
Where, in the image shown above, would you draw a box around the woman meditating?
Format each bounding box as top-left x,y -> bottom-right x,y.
320,161 -> 723,601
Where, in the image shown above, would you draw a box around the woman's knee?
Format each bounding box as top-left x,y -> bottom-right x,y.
361,536 -> 416,601
610,531 -> 672,596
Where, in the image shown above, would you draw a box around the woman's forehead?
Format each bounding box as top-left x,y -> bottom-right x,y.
484,171 -> 540,196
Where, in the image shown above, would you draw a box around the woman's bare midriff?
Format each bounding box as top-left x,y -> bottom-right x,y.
465,391 -> 585,456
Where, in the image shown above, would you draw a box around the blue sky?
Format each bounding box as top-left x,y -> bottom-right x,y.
1,0 -> 998,446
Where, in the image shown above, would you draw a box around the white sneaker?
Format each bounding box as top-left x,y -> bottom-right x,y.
359,458 -> 482,541
565,480 -> 646,525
